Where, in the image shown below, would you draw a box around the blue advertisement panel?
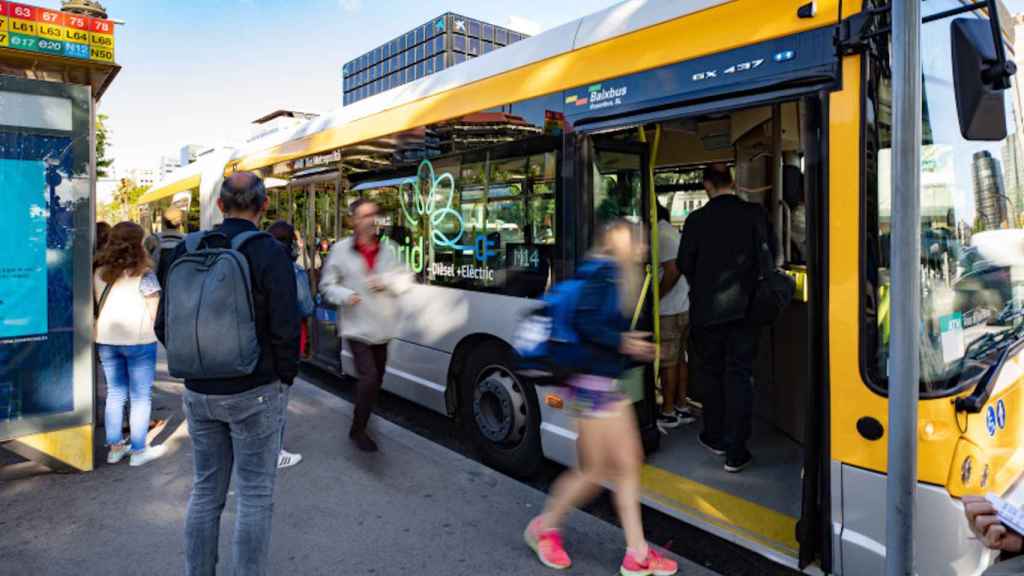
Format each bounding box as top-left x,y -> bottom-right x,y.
0,130 -> 77,421
0,158 -> 49,339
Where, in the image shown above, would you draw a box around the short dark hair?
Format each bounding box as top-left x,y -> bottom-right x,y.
96,221 -> 111,252
267,220 -> 295,246
349,197 -> 376,216
703,165 -> 733,191
220,172 -> 267,214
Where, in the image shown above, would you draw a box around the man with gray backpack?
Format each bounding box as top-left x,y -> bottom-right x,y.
154,172 -> 300,576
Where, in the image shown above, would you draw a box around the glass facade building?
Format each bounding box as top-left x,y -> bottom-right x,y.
341,13 -> 529,106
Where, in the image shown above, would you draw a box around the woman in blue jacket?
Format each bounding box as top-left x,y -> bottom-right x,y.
524,220 -> 678,576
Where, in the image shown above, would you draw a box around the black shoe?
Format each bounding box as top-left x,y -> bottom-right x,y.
657,413 -> 682,429
724,452 -> 753,473
697,434 -> 726,456
350,430 -> 378,453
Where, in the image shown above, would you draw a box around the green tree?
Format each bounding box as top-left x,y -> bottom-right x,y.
96,113 -> 113,178
100,178 -> 149,223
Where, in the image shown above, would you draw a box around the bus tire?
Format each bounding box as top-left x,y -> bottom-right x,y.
459,341 -> 542,478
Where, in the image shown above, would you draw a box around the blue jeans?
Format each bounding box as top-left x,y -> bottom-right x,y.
97,343 -> 158,452
183,382 -> 286,576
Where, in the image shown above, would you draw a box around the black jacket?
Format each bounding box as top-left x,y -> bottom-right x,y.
155,218 -> 301,395
678,194 -> 770,328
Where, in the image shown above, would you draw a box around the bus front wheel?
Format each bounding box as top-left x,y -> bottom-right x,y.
460,341 -> 542,478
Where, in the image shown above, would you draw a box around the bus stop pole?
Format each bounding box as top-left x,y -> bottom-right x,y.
886,1 -> 923,574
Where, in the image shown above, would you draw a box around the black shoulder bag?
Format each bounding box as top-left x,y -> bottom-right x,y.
94,281 -> 113,320
749,219 -> 796,326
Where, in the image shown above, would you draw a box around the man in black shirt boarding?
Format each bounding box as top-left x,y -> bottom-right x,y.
678,164 -> 769,473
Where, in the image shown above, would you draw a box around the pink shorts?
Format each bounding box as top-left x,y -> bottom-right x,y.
568,375 -> 626,418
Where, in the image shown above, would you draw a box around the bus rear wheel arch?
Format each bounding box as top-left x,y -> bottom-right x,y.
457,340 -> 543,478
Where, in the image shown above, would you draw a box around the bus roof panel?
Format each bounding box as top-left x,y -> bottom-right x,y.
139,147 -> 234,205
230,0 -> 840,173
572,0 -> 733,51
138,162 -> 205,205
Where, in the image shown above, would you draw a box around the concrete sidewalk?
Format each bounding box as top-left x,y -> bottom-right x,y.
1,366 -> 718,576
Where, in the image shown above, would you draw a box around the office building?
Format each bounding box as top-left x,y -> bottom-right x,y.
342,13 -> 529,106
126,168 -> 156,188
179,144 -> 209,166
157,155 -> 179,178
974,150 -> 1009,231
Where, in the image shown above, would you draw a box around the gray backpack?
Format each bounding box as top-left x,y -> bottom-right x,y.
164,230 -> 268,379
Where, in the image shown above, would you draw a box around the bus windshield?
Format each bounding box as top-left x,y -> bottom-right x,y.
865,1 -> 1023,394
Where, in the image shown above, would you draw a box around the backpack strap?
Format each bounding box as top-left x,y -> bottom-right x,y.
753,215 -> 774,280
183,231 -> 208,253
231,230 -> 271,250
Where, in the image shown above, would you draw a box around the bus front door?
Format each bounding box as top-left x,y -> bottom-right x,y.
579,133 -> 659,450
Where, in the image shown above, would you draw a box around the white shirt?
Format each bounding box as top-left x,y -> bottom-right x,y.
658,220 -> 689,316
94,270 -> 161,345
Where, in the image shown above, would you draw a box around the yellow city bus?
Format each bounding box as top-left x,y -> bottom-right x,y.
144,1 -> 1024,572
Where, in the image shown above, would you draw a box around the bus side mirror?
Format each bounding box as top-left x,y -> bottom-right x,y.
951,18 -> 1014,141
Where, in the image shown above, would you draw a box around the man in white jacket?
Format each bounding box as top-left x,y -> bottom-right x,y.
319,198 -> 412,451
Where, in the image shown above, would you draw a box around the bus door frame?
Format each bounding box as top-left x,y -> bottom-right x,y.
290,169 -> 343,371
571,130 -> 660,452
571,86 -> 834,568
797,91 -> 830,571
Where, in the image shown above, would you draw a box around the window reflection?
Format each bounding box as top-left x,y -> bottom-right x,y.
866,4 -> 1024,391
291,93 -> 562,299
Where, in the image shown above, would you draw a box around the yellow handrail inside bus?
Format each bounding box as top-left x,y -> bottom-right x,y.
639,124 -> 663,385
632,271 -> 652,330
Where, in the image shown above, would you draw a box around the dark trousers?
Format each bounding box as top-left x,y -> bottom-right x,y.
691,320 -> 758,460
348,340 -> 388,433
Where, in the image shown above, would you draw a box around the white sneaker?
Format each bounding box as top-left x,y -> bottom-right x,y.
278,450 -> 303,469
129,445 -> 167,467
674,407 -> 697,425
107,444 -> 130,465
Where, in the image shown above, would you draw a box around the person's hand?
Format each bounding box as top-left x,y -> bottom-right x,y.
621,332 -> 655,362
964,495 -> 1024,553
366,276 -> 386,293
347,294 -> 362,306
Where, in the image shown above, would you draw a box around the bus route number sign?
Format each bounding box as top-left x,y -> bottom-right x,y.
0,1 -> 115,63
508,244 -> 547,273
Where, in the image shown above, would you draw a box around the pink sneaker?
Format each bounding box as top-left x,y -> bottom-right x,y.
621,547 -> 678,576
524,516 -> 571,570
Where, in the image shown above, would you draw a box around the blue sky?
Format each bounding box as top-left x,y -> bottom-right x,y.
96,0 -> 616,175
92,0 -> 1024,175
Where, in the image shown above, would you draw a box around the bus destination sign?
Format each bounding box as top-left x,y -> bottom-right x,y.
0,1 -> 115,63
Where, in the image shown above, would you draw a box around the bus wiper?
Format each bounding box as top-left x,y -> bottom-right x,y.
954,310 -> 1024,414
963,306 -> 1024,361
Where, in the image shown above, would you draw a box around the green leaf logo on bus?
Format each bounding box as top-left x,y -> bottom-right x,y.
388,159 -> 496,275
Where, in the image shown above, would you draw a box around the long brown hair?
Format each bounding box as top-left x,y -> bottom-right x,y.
94,222 -> 151,284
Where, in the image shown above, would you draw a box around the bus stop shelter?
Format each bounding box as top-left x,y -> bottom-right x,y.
0,0 -> 120,472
